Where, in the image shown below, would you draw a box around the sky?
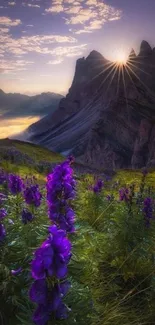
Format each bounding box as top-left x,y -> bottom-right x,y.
0,0 -> 155,95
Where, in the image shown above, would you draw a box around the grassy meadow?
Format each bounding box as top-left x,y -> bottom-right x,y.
0,139 -> 155,325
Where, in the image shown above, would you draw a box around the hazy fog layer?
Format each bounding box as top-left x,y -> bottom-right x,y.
0,116 -> 40,139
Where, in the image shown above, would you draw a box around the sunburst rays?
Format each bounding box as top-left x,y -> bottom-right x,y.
82,47 -> 155,123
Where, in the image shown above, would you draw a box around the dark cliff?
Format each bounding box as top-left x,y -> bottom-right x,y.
28,40 -> 155,170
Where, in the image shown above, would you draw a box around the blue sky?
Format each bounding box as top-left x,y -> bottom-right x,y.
0,0 -> 155,95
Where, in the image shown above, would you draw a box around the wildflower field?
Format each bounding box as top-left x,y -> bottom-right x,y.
1,140 -> 155,325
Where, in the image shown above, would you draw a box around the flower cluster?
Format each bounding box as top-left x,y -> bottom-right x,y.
119,188 -> 130,202
8,174 -> 23,195
30,225 -> 72,325
0,208 -> 7,221
30,159 -> 75,325
93,179 -> 104,194
143,197 -> 153,227
21,208 -> 34,225
30,279 -> 70,324
23,184 -> 42,207
46,159 -> 76,233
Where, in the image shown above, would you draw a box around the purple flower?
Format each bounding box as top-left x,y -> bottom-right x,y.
23,184 -> 42,207
30,280 -> 70,324
92,179 -> 104,194
0,223 -> 6,241
46,160 -> 76,233
32,304 -> 50,325
29,279 -> 48,305
31,225 -> 71,280
8,174 -> 23,195
21,208 -> 34,224
11,267 -> 22,276
143,197 -> 153,227
67,155 -> 74,164
0,208 -> 7,220
119,188 -> 129,202
0,169 -> 6,185
55,302 -> 69,320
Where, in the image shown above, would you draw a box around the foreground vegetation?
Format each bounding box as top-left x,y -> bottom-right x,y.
0,140 -> 155,325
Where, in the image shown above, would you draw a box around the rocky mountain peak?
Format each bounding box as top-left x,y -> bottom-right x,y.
28,40 -> 155,170
128,48 -> 136,58
139,40 -> 152,56
86,50 -> 105,61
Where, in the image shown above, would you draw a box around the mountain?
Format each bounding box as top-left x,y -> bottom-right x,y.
27,40 -> 155,170
0,90 -> 63,118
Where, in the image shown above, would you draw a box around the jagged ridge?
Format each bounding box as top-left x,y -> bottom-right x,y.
28,40 -> 155,170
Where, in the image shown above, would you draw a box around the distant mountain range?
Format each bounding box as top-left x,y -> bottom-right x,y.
20,40 -> 155,169
0,89 -> 63,118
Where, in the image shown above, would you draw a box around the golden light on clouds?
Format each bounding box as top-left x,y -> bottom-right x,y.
0,116 -> 40,139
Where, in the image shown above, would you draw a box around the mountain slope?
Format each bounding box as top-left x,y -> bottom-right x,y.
28,40 -> 155,170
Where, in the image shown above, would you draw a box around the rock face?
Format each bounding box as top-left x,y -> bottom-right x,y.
28,41 -> 155,170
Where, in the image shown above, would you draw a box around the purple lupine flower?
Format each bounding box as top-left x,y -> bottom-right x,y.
67,155 -> 74,164
106,194 -> 112,201
0,208 -> 7,220
92,179 -> 104,194
55,302 -> 70,320
119,188 -> 129,202
31,225 -> 71,280
0,169 -> 6,185
58,208 -> 75,233
21,208 -> 34,224
29,279 -> 49,305
8,174 -> 23,195
30,280 -> 70,325
32,304 -> 50,325
46,160 -> 76,233
23,184 -> 42,207
0,223 -> 6,241
143,197 -> 153,227
11,267 -> 22,276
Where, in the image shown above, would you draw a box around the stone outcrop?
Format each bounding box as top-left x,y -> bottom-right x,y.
28,40 -> 155,170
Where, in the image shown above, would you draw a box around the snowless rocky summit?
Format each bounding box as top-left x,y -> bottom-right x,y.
28,40 -> 155,170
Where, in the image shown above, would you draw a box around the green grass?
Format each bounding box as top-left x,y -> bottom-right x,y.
1,140 -> 155,325
0,138 -> 64,163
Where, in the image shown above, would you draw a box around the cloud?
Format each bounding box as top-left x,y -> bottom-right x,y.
0,27 -> 10,33
0,17 -> 21,26
48,44 -> 87,57
27,4 -> 40,8
0,29 -> 79,57
45,0 -> 122,33
47,58 -> 63,64
74,29 -> 92,34
22,2 -> 40,7
65,8 -> 97,24
8,2 -> 16,5
26,24 -> 34,27
45,5 -> 63,13
65,5 -> 82,14
0,59 -> 34,74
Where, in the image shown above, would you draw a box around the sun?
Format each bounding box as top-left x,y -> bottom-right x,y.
115,51 -> 127,65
